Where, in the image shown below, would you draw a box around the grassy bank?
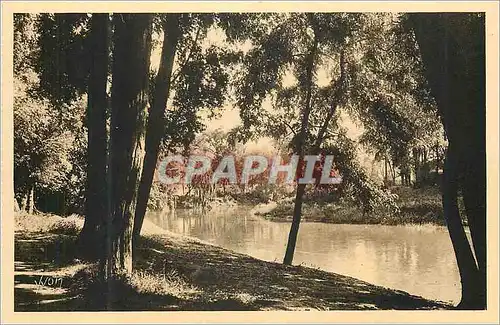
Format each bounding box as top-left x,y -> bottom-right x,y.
260,186 -> 466,226
14,212 -> 450,311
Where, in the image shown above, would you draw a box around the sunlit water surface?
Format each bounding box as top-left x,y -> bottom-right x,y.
147,206 -> 463,304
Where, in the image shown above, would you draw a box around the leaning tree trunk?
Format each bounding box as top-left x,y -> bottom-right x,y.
461,144 -> 486,308
283,32 -> 319,266
78,13 -> 109,261
410,13 -> 486,309
442,143 -> 481,307
133,14 -> 181,246
455,14 -> 487,308
283,42 -> 346,265
104,13 -> 152,284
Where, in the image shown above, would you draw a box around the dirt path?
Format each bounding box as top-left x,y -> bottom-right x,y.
14,232 -> 92,311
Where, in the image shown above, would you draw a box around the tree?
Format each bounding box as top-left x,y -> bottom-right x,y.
105,13 -> 153,279
32,13 -> 110,259
78,13 -> 110,260
408,13 -> 486,309
13,76 -> 86,214
133,14 -> 234,241
133,14 -> 181,245
234,13 -> 401,265
32,13 -> 234,267
346,14 -> 444,189
14,14 -> 87,216
282,15 -> 320,265
34,14 -> 90,104
233,13 -> 352,264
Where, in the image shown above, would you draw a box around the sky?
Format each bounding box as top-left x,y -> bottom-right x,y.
149,19 -> 383,180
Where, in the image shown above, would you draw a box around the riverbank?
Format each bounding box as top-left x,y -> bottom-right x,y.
259,186 -> 466,226
14,212 -> 450,311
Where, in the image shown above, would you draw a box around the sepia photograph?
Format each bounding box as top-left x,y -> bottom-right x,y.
1,1 -> 499,323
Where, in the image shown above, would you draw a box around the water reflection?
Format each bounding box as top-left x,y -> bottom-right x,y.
147,207 -> 461,304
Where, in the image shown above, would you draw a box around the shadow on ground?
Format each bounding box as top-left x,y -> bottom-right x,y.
14,230 -> 451,311
135,235 -> 451,311
14,232 -> 89,311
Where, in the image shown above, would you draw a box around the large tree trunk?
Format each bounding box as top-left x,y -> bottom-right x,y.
104,13 -> 152,285
410,13 -> 486,309
133,14 -> 181,246
78,13 -> 109,261
461,146 -> 486,308
442,143 -> 481,308
459,19 -> 487,307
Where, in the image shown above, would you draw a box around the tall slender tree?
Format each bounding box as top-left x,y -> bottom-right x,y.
33,14 -> 112,257
133,14 -> 181,245
233,13 -> 398,265
133,14 -> 234,241
283,15 -> 320,265
78,13 -> 109,260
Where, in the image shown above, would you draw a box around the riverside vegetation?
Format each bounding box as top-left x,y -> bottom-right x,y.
259,186 -> 467,226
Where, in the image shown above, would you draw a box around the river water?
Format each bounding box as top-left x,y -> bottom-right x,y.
146,206 -> 462,304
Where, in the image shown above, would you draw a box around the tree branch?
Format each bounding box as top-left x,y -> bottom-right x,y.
170,25 -> 202,85
313,49 -> 347,152
281,120 -> 297,136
